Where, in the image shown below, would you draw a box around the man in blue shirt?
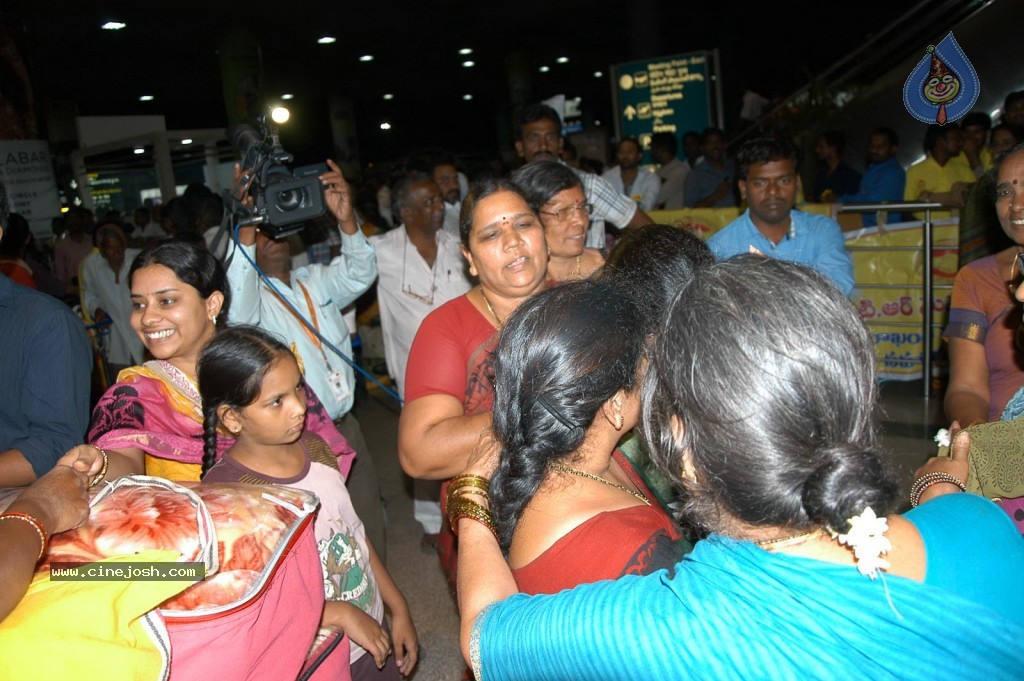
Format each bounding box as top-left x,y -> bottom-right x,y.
707,136 -> 854,295
0,180 -> 92,486
836,127 -> 906,227
684,127 -> 737,208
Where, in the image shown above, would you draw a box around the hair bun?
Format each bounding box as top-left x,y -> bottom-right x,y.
801,445 -> 897,532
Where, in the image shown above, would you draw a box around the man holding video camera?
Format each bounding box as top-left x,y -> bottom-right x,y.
225,158 -> 387,556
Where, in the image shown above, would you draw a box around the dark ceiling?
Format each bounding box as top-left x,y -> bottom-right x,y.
1,0 -> 924,168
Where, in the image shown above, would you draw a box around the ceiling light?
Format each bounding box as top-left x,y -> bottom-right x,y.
139,95 -> 154,102
380,122 -> 392,130
133,147 -> 145,155
281,93 -> 294,100
459,48 -> 473,55
317,36 -> 336,44
359,54 -> 374,62
463,94 -> 473,101
383,93 -> 394,100
181,138 -> 193,145
462,60 -> 475,68
595,120 -> 602,126
594,71 -> 603,78
539,66 -> 550,73
270,106 -> 291,124
101,21 -> 125,30
556,56 -> 569,64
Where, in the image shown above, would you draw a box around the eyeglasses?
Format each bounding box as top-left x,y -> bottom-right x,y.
538,202 -> 593,222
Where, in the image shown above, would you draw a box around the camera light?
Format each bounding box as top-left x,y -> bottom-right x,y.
359,54 -> 374,62
459,48 -> 473,55
270,106 -> 291,124
461,60 -> 475,68
383,93 -> 394,100
539,66 -> 550,73
139,95 -> 154,102
133,147 -> 145,155
556,56 -> 569,64
281,94 -> 295,100
181,138 -> 193,145
102,21 -> 126,30
380,122 -> 392,130
463,94 -> 473,101
318,36 -> 337,44
594,71 -> 604,78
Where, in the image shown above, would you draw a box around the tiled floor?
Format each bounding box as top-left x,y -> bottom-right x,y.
357,377 -> 948,681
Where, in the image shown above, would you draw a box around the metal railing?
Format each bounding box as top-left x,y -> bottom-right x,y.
839,201 -> 947,398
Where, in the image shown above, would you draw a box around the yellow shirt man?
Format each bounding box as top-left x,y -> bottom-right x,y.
904,153 -> 976,220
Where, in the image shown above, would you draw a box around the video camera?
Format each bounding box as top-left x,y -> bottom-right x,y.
227,115 -> 326,239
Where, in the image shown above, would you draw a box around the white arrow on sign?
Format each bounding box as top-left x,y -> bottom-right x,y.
624,105 -> 637,120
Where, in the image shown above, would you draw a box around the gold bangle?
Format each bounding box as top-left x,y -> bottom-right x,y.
447,498 -> 497,538
89,446 -> 109,488
0,511 -> 48,561
448,474 -> 490,493
446,484 -> 489,508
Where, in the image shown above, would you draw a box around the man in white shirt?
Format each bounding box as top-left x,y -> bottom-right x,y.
225,159 -> 387,556
650,132 -> 690,210
371,174 -> 471,542
603,137 -> 661,211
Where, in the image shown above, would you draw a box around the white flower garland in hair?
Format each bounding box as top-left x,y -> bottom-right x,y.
830,507 -> 891,580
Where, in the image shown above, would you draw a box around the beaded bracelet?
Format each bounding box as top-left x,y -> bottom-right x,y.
0,511 -> 48,561
910,471 -> 966,507
89,446 -> 109,488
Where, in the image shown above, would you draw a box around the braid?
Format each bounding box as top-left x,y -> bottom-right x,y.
201,408 -> 220,478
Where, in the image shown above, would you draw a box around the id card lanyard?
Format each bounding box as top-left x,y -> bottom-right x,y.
267,281 -> 332,367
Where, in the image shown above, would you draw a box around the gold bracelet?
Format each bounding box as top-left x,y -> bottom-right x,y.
89,446 -> 109,488
0,511 -> 48,561
451,506 -> 498,539
447,498 -> 497,538
446,484 -> 489,508
448,474 -> 490,493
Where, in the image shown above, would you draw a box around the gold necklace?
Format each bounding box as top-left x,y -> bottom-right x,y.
572,254 -> 582,279
755,528 -> 826,550
480,288 -> 503,327
548,461 -> 651,506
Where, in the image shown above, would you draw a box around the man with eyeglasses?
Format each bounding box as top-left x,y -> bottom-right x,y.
514,103 -> 653,249
370,174 -> 471,548
708,137 -> 854,295
371,174 -> 471,398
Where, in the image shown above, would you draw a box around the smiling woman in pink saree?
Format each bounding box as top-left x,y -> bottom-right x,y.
64,239 -> 354,483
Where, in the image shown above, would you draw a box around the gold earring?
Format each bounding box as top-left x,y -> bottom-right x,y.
615,413 -> 624,431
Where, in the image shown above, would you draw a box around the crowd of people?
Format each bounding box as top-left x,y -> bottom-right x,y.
1,92 -> 1024,678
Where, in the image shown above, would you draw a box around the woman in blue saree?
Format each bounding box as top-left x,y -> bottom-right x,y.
452,256 -> 1024,680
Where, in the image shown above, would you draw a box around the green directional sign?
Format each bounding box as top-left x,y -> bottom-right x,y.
611,51 -> 715,164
